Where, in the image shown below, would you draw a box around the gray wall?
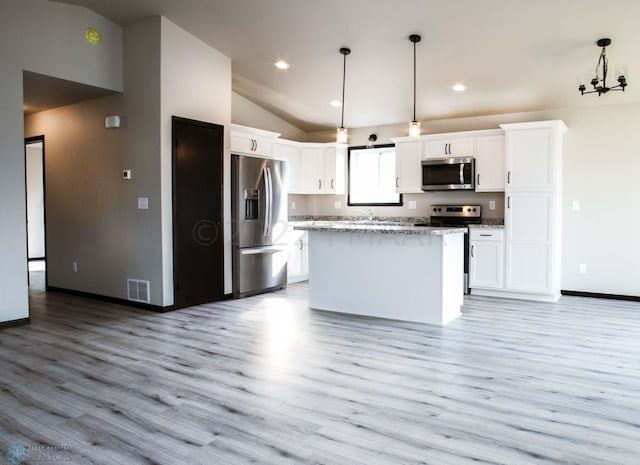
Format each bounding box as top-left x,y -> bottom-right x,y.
1,0 -> 122,323
24,16 -> 233,306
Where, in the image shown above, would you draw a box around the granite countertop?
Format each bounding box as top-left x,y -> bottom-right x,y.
293,222 -> 466,236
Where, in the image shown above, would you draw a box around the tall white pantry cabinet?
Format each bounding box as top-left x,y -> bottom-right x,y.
502,120 -> 567,301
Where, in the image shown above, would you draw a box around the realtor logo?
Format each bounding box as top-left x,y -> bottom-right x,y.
6,445 -> 27,465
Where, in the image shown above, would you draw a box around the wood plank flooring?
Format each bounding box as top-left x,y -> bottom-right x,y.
1,271 -> 639,464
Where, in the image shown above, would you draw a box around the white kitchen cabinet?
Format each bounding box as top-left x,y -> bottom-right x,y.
505,127 -> 555,190
469,228 -> 504,290
299,147 -> 324,193
274,141 -> 301,193
475,135 -> 505,192
286,226 -> 308,283
298,143 -> 346,194
424,137 -> 474,159
230,124 -> 280,158
391,138 -> 423,193
500,120 -> 567,301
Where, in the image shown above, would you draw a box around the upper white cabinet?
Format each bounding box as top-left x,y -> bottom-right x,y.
299,143 -> 346,195
424,137 -> 474,158
475,135 -> 505,192
274,141 -> 301,193
231,124 -> 280,158
505,127 -> 556,190
501,120 -> 567,301
391,138 -> 423,193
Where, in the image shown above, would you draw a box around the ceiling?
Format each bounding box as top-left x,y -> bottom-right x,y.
49,0 -> 640,132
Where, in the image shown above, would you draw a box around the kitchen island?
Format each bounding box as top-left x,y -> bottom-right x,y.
293,222 -> 466,325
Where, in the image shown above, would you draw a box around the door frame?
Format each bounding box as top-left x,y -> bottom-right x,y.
24,135 -> 47,288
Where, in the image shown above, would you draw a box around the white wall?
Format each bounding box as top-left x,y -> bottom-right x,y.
232,92 -> 306,141
26,143 -> 45,259
160,17 -> 232,299
0,0 -> 122,323
305,104 -> 640,297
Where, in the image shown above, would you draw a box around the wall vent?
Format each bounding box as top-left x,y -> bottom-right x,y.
127,279 -> 150,304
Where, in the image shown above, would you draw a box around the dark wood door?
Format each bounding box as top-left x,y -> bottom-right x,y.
172,116 -> 224,308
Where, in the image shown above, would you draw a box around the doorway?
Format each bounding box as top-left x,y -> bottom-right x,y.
172,116 -> 224,309
25,135 -> 47,288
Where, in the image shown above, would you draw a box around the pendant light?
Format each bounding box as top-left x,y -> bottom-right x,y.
409,34 -> 421,137
337,47 -> 351,144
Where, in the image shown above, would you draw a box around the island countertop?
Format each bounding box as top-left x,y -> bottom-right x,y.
294,221 -> 466,236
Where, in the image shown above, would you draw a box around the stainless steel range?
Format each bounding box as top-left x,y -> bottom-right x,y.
429,205 -> 481,294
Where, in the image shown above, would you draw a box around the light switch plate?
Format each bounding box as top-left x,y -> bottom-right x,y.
572,200 -> 580,211
408,201 -> 417,210
291,201 -> 296,210
334,201 -> 342,209
489,201 -> 496,210
138,197 -> 149,210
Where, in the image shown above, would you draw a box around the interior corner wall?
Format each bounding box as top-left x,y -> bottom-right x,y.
0,0 -> 123,323
232,92 -> 306,141
159,17 -> 232,300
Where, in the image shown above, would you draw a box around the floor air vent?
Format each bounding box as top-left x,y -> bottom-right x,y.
127,279 -> 150,303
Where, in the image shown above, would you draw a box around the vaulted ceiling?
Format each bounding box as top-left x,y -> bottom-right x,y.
51,0 -> 640,132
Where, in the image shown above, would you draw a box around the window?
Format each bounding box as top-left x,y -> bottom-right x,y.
348,144 -> 402,206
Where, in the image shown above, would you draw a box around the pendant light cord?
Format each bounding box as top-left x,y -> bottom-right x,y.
340,50 -> 347,128
413,39 -> 417,122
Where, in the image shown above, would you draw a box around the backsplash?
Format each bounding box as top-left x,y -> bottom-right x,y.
289,192 -> 505,220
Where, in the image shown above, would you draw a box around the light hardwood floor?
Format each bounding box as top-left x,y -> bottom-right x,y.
1,271 -> 639,464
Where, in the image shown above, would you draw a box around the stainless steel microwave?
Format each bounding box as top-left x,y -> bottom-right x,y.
421,157 -> 475,191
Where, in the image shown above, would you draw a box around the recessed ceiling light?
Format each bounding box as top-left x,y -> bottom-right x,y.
330,100 -> 342,107
452,83 -> 466,92
275,61 -> 290,70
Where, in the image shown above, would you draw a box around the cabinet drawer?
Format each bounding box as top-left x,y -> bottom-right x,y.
470,229 -> 504,241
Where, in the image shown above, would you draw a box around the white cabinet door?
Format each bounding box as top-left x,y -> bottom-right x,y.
299,147 -> 324,193
231,134 -> 273,157
469,229 -> 504,289
275,143 -> 301,193
323,148 -> 337,193
505,192 -> 552,292
425,138 -> 474,158
395,140 -> 423,193
506,128 -> 553,190
475,135 -> 505,192
287,228 -> 308,283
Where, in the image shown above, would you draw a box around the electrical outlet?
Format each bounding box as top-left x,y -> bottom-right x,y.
291,201 -> 296,210
572,200 -> 580,211
138,197 -> 149,210
408,201 -> 417,210
72,261 -> 78,273
489,201 -> 496,210
334,201 -> 342,209
579,264 -> 587,274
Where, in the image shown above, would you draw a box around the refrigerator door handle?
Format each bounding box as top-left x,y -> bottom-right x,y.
262,166 -> 270,237
266,166 -> 273,238
240,245 -> 287,255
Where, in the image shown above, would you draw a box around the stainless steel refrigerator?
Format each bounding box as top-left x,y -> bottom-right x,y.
232,154 -> 288,298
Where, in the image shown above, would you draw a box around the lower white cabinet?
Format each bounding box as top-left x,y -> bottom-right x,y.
287,226 -> 308,283
469,228 -> 504,290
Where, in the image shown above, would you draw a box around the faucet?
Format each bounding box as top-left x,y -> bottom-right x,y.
356,208 -> 374,221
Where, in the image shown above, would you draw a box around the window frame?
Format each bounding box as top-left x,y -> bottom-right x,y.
347,143 -> 403,207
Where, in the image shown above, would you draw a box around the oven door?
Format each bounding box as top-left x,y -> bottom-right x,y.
422,157 -> 475,191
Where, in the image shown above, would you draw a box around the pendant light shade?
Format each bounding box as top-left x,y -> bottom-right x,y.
337,47 -> 351,144
409,34 -> 421,137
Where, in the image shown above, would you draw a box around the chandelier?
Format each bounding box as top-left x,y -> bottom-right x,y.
578,38 -> 628,96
